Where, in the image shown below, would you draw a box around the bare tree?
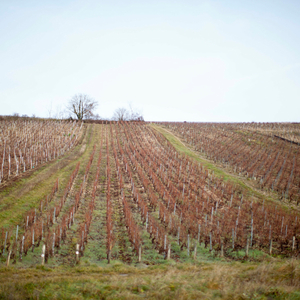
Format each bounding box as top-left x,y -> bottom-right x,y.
66,94 -> 98,120
54,104 -> 67,120
93,113 -> 103,120
112,105 -> 144,121
112,107 -> 130,121
47,101 -> 53,118
128,104 -> 144,121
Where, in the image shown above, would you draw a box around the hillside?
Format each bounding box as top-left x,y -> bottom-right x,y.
0,121 -> 299,299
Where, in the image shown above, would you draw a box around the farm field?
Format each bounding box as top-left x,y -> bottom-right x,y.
155,122 -> 300,205
0,121 -> 300,299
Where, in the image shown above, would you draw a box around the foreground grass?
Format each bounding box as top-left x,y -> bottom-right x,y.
0,259 -> 300,299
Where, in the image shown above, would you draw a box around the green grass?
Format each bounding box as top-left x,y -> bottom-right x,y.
0,259 -> 300,299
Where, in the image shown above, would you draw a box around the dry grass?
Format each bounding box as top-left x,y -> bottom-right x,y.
0,259 -> 299,299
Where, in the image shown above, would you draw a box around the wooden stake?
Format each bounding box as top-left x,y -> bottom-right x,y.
197,224 -> 201,243
292,236 -> 295,251
193,242 -> 197,260
32,229 -> 35,252
75,244 -> 80,264
52,233 -> 55,256
167,244 -> 171,260
16,225 -> 19,242
107,249 -> 111,264
187,234 -> 190,256
220,242 -> 224,257
250,219 -> 253,247
59,227 -> 62,248
138,245 -> 142,262
20,236 -> 24,261
53,208 -> 56,224
41,244 -> 45,266
6,250 -> 12,267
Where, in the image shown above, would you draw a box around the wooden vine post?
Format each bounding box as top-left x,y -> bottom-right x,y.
138,245 -> 142,263
193,242 -> 197,260
220,241 -> 224,257
75,244 -> 80,264
245,237 -> 249,257
107,247 -> 111,264
41,244 -> 46,266
6,250 -> 12,267
167,244 -> 171,260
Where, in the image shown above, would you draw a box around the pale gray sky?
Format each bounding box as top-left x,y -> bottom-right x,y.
1,0 -> 300,121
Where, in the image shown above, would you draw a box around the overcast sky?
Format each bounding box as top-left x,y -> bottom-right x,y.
1,0 -> 300,122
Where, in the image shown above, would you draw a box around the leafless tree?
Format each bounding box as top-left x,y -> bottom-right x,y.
112,105 -> 144,121
128,104 -> 144,121
47,101 -> 53,118
93,113 -> 103,120
54,104 -> 67,120
66,94 -> 98,120
112,107 -> 130,121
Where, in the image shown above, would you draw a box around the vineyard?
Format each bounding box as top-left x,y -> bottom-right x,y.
0,119 -> 83,185
156,122 -> 300,204
0,121 -> 300,299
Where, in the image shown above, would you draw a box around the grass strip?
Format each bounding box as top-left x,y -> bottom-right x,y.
0,259 -> 299,299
